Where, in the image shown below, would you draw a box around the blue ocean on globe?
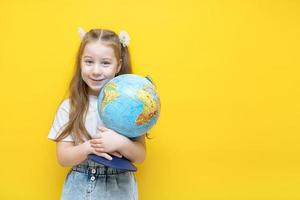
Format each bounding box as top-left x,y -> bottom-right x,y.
97,74 -> 161,138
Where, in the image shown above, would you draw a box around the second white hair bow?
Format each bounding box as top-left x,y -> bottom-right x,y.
77,27 -> 130,47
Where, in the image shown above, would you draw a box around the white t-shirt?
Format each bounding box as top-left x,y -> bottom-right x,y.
48,95 -> 104,144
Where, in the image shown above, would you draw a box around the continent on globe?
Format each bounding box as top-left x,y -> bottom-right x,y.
135,86 -> 159,126
101,82 -> 119,112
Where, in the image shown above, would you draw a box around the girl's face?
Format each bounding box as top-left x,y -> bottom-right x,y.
81,42 -> 121,96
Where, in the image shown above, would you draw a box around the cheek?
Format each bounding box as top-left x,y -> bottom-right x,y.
105,65 -> 119,76
81,67 -> 90,80
104,70 -> 117,78
81,65 -> 90,74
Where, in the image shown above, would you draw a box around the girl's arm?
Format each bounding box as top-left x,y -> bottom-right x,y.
56,140 -> 114,167
118,135 -> 146,164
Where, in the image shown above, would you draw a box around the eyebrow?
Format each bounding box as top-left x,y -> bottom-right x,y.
83,56 -> 93,59
83,56 -> 112,60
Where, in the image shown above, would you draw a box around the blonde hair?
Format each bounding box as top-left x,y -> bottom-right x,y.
55,29 -> 132,143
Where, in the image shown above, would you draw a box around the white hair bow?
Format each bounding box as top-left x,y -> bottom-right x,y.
118,30 -> 130,47
78,27 -> 87,40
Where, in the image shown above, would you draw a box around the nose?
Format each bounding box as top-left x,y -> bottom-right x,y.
92,64 -> 102,76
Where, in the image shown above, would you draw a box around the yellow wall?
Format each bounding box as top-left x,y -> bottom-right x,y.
0,0 -> 299,199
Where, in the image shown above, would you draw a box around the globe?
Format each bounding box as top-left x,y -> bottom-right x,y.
97,74 -> 161,138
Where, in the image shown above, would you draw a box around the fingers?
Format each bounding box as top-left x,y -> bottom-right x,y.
90,139 -> 102,144
96,152 -> 113,160
94,147 -> 105,152
91,143 -> 121,158
110,151 -> 123,158
90,142 -> 105,153
91,148 -> 112,160
91,145 -> 105,152
90,139 -> 105,152
90,143 -> 101,148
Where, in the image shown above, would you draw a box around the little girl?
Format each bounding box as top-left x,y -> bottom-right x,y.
48,28 -> 146,200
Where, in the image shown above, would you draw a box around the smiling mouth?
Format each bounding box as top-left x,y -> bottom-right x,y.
91,78 -> 103,81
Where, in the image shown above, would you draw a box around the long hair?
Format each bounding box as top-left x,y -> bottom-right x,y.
55,29 -> 132,143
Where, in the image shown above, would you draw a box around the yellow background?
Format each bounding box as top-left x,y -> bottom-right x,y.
0,0 -> 299,199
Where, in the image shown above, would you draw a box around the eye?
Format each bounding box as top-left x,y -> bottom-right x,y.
85,60 -> 94,65
102,61 -> 111,66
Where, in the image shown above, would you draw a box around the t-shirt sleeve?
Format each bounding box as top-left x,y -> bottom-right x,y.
48,99 -> 74,142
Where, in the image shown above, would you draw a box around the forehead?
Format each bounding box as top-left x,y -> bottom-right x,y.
82,42 -> 116,59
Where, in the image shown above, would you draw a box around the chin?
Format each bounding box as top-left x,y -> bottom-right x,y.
87,85 -> 100,94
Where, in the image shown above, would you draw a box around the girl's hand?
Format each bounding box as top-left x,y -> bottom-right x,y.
90,126 -> 126,154
82,140 -> 114,160
90,147 -> 114,160
108,151 -> 123,158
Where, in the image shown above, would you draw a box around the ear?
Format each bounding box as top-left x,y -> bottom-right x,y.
116,59 -> 122,74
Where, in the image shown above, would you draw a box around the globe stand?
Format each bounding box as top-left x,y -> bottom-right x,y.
88,154 -> 137,171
